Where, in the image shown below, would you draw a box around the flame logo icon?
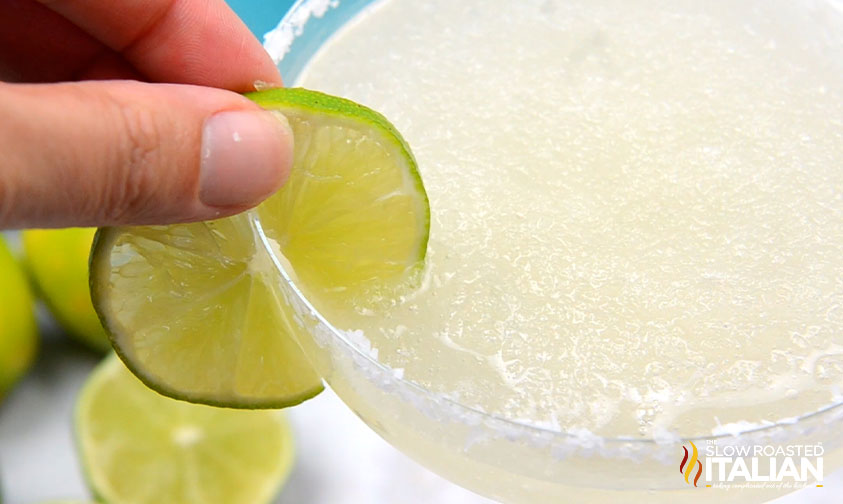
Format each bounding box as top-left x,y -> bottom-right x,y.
679,441 -> 703,487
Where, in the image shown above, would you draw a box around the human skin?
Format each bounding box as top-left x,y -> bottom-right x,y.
0,0 -> 294,229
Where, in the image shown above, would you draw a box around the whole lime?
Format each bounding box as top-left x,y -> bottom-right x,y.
22,228 -> 109,352
0,235 -> 38,400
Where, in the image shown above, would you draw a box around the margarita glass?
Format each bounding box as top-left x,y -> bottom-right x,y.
253,1 -> 843,502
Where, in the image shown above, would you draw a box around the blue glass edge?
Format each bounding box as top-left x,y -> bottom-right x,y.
278,0 -> 375,83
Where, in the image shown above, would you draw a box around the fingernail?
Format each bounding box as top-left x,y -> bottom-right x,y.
199,109 -> 293,208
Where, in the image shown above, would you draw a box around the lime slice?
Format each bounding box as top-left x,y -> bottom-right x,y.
90,87 -> 429,408
0,236 -> 38,400
76,354 -> 295,504
22,228 -> 110,352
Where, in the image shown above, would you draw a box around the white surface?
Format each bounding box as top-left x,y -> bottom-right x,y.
0,329 -> 493,504
0,329 -> 839,503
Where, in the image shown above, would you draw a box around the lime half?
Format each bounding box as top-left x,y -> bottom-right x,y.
90,87 -> 429,408
76,355 -> 294,504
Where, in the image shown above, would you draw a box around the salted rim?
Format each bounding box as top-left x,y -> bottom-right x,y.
257,0 -> 843,449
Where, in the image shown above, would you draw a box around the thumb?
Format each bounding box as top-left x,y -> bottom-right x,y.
0,80 -> 293,229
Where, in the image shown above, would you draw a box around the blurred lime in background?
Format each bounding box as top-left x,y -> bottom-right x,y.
0,236 -> 38,401
22,228 -> 109,353
76,355 -> 295,504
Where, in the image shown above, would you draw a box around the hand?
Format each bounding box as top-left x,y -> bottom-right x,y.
0,0 -> 294,229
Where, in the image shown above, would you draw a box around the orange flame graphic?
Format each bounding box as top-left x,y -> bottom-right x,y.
679,441 -> 703,487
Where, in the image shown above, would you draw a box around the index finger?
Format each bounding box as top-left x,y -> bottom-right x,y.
36,0 -> 282,91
